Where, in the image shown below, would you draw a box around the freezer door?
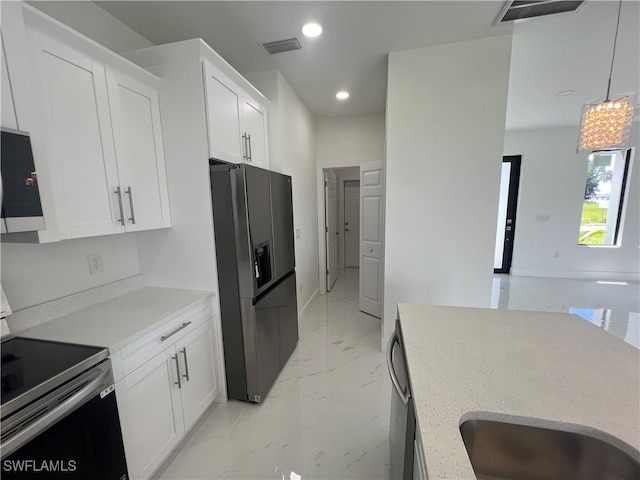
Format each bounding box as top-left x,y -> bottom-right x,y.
270,172 -> 296,280
277,272 -> 299,367
243,288 -> 281,403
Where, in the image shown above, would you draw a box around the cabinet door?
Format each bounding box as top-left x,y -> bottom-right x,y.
203,62 -> 243,163
1,34 -> 18,130
242,99 -> 268,168
176,319 -> 219,430
106,70 -> 171,231
116,347 -> 185,480
31,32 -> 122,238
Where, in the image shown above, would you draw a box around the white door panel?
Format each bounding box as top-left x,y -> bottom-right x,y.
359,160 -> 384,318
325,170 -> 338,291
344,181 -> 360,267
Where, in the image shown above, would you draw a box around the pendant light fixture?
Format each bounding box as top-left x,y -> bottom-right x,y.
577,0 -> 636,153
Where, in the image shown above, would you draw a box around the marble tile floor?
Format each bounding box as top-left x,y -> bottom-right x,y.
156,268 -> 391,480
493,274 -> 640,348
156,271 -> 639,479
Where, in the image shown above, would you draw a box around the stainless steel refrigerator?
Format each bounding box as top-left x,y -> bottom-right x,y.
209,162 -> 298,403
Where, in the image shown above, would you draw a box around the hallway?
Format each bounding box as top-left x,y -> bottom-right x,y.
157,268 -> 390,479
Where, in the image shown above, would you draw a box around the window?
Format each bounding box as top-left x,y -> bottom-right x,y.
578,149 -> 632,246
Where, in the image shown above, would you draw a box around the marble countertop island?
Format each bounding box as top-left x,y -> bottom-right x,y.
397,303 -> 640,480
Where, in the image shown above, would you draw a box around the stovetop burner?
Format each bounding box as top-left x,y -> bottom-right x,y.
1,337 -> 108,419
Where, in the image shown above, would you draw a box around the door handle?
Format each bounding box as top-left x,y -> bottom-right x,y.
242,133 -> 248,161
386,330 -> 409,405
125,186 -> 136,224
114,187 -> 125,225
181,347 -> 190,381
161,321 -> 192,341
247,134 -> 252,162
172,354 -> 182,389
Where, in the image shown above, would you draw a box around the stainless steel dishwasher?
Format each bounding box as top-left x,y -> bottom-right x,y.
388,318 -> 415,479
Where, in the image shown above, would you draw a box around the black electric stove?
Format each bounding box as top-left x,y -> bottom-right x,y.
1,337 -> 109,419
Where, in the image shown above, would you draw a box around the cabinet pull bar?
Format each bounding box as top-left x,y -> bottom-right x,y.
114,187 -> 125,225
242,133 -> 248,161
161,321 -> 192,341
247,134 -> 252,162
181,347 -> 190,381
172,355 -> 182,389
125,186 -> 136,224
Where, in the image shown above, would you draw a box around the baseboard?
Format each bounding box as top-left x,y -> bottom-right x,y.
299,287 -> 320,319
510,269 -> 640,282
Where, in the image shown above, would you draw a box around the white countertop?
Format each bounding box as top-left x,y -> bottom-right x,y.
19,287 -> 214,353
398,303 -> 640,480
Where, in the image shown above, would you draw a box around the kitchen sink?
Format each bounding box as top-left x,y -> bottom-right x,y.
459,418 -> 640,480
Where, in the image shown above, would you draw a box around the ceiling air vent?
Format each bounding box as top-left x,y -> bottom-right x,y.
495,0 -> 586,24
262,38 -> 302,55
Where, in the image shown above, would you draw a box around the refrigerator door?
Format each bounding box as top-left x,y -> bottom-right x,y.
277,272 -> 299,367
270,172 -> 295,280
242,288 -> 281,403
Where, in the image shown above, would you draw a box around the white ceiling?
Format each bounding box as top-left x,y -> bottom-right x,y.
83,1 -> 639,130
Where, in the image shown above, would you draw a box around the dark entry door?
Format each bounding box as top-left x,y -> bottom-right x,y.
494,155 -> 521,274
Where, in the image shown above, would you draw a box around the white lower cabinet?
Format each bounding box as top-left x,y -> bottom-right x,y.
115,314 -> 219,480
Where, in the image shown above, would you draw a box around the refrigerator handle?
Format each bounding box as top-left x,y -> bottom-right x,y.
387,329 -> 410,405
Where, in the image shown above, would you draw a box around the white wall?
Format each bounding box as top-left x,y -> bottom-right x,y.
1,234 -> 140,310
505,126 -> 640,280
26,1 -> 153,52
316,114 -> 385,169
0,2 -> 151,311
245,70 -> 319,314
384,35 -> 513,343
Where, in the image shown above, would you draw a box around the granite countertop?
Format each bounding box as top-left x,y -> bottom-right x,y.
398,303 -> 640,480
18,287 -> 214,353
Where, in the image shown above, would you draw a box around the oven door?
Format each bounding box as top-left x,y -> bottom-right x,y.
1,360 -> 128,480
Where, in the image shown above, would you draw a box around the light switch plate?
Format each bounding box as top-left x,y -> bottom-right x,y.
88,253 -> 104,274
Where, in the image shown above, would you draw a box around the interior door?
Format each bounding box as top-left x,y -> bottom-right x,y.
325,170 -> 338,291
344,180 -> 360,267
494,155 -> 521,274
359,160 -> 384,318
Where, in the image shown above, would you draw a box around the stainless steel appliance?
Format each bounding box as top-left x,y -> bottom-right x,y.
388,318 -> 424,480
1,337 -> 128,479
210,162 -> 298,403
0,128 -> 45,234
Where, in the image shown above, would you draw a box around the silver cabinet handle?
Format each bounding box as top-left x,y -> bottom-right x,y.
172,354 -> 182,389
181,347 -> 190,381
247,133 -> 252,162
242,133 -> 248,161
114,186 -> 125,225
387,329 -> 410,405
161,321 -> 192,341
125,186 -> 136,224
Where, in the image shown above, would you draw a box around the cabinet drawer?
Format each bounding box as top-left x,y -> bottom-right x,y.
120,300 -> 212,376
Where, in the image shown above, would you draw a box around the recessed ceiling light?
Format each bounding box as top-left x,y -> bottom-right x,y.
302,23 -> 322,37
336,91 -> 350,100
555,89 -> 575,97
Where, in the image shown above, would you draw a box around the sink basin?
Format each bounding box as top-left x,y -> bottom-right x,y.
460,419 -> 640,480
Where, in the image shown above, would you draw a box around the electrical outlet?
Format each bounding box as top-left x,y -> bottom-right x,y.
554,251 -> 560,258
536,214 -> 550,222
296,228 -> 301,239
87,253 -> 104,274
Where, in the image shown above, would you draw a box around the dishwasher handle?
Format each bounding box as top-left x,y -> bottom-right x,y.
387,328 -> 410,405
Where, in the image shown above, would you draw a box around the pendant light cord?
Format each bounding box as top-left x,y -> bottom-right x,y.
606,0 -> 623,101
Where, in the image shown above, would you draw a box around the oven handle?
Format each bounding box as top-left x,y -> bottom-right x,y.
1,362 -> 112,458
387,329 -> 410,405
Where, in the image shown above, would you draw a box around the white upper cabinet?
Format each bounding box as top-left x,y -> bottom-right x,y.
1,35 -> 18,130
31,32 -> 123,239
1,3 -> 170,241
203,63 -> 243,164
106,71 -> 171,231
242,99 -> 268,168
203,59 -> 269,168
